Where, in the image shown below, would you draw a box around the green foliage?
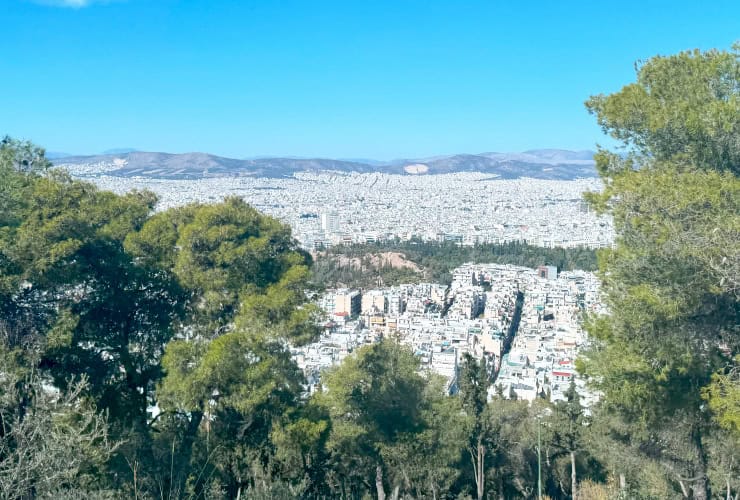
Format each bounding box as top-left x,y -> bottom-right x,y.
318,340 -> 443,498
458,353 -> 490,499
313,239 -> 598,288
321,340 -> 426,443
481,399 -> 541,498
160,329 -> 303,420
0,160 -> 177,427
549,381 -> 591,498
130,198 -> 321,496
236,264 -> 322,345
0,139 -> 322,497
581,44 -> 740,499
0,137 -> 49,240
703,356 -> 740,438
391,378 -> 468,497
586,45 -> 740,175
126,197 -> 314,339
459,353 -> 490,425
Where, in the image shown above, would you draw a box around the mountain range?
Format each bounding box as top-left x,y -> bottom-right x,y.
52,149 -> 597,180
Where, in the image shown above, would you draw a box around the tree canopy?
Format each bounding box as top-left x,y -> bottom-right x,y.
581,44 -> 740,500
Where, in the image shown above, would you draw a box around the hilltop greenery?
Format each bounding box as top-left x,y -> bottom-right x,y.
0,42 -> 738,499
312,240 -> 598,288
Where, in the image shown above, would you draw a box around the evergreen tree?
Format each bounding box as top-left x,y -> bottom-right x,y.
581,44 -> 740,499
317,340 -> 428,500
550,380 -> 587,499
458,353 -> 490,499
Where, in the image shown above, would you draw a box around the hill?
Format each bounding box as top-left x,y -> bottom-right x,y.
53,149 -> 597,180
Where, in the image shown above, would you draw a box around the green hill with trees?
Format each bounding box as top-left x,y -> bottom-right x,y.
311,240 -> 598,288
0,43 -> 738,499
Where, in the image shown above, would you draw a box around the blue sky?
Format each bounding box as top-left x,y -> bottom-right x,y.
2,0 -> 738,159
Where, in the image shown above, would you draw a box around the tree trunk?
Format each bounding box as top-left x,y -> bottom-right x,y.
570,451 -> 577,499
469,439 -> 486,500
692,476 -> 709,500
678,480 -> 690,498
391,484 -> 400,500
619,473 -> 626,491
176,410 -> 203,494
376,464 -> 386,500
692,425 -> 709,500
477,442 -> 485,499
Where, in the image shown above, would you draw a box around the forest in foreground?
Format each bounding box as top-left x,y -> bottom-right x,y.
0,45 -> 738,499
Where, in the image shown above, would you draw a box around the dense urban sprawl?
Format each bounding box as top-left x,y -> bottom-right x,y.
60,162 -> 614,249
297,263 -> 604,408
57,162 -> 609,406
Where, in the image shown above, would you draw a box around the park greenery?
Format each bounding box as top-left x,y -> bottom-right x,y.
312,240 -> 598,289
0,44 -> 738,499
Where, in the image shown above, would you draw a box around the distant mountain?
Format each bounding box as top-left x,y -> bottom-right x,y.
521,149 -> 595,162
52,149 -> 597,180
54,152 -> 377,179
481,149 -> 596,165
337,158 -> 390,166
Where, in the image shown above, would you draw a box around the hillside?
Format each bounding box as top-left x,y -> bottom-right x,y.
310,241 -> 599,288
53,149 -> 597,180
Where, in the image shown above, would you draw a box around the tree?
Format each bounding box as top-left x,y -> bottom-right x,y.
0,139 -> 54,351
0,140 -> 180,434
586,45 -> 740,176
270,399 -> 332,498
484,398 -> 540,499
126,198 -> 320,497
156,328 -> 308,496
550,380 -> 587,499
124,197 -> 318,340
1,140 -> 324,497
703,356 -> 740,439
458,354 -> 545,499
377,376 -> 467,499
8,173 -> 179,428
583,407 -> 674,499
458,353 -> 490,499
581,44 -> 740,499
318,340 -> 428,500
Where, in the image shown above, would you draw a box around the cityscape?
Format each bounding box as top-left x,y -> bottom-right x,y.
3,0 -> 736,495
59,161 -> 614,250
56,157 -> 609,409
299,263 -> 604,408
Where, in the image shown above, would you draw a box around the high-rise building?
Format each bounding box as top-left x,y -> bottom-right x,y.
321,211 -> 340,235
388,293 -> 404,315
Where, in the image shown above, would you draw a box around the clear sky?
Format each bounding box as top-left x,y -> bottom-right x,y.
2,0 -> 738,159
